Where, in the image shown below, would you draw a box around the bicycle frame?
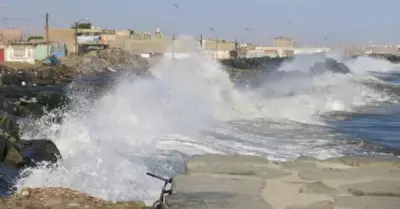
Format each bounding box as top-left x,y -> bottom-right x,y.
146,172 -> 173,209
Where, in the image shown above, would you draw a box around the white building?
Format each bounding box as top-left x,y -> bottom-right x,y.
5,44 -> 35,64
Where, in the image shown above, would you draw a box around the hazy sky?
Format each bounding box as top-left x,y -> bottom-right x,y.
0,0 -> 398,45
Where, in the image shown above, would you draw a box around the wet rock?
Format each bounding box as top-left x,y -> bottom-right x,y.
36,91 -> 67,110
299,181 -> 336,195
0,137 -> 7,162
186,154 -> 291,178
287,201 -> 334,209
334,196 -> 400,209
369,53 -> 400,63
166,192 -> 273,209
172,174 -> 265,194
299,167 -> 400,180
16,103 -> 44,117
279,156 -> 318,170
18,139 -> 61,167
0,111 -> 20,140
340,180 -> 400,196
3,144 -> 23,166
323,155 -> 400,167
310,58 -> 351,74
169,154 -> 400,209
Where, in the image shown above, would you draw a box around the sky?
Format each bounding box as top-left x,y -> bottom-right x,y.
0,0 -> 398,46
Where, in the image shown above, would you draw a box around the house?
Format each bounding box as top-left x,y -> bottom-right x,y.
5,43 -> 35,64
273,37 -> 295,48
0,29 -> 22,45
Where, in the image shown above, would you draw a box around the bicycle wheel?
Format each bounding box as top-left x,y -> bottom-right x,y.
152,200 -> 162,209
152,200 -> 170,209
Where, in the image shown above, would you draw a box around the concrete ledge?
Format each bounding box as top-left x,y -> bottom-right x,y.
168,154 -> 400,209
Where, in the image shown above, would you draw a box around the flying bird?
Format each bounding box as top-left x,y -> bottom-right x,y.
173,3 -> 179,8
245,28 -> 251,31
209,27 -> 215,32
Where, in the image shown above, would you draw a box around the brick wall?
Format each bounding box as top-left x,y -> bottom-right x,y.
45,29 -> 76,53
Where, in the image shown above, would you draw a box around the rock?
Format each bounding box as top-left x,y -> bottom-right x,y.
298,167 -> 400,180
186,154 -> 290,178
16,102 -> 44,117
279,156 -> 318,170
323,155 -> 400,167
334,196 -> 400,209
166,192 -> 273,209
309,58 -> 351,74
299,181 -> 336,195
76,49 -> 149,75
287,201 -> 334,209
18,139 -> 61,167
340,180 -> 400,196
0,111 -> 20,140
1,74 -> 22,87
36,91 -> 67,110
169,154 -> 400,209
0,137 -> 7,162
4,143 -> 23,166
172,174 -> 265,194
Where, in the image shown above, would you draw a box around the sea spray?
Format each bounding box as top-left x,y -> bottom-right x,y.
14,37 -> 400,204
14,36 -> 258,203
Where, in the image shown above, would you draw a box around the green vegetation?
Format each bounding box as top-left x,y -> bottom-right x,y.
27,36 -> 44,42
71,22 -> 93,29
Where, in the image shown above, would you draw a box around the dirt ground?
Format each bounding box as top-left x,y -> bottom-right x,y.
0,187 -> 151,209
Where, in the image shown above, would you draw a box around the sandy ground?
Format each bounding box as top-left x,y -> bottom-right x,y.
0,187 -> 151,209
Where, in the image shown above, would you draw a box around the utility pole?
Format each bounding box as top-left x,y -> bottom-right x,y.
209,28 -> 217,60
172,3 -> 179,60
200,34 -> 203,48
45,13 -> 49,57
172,34 -> 175,60
75,22 -> 78,55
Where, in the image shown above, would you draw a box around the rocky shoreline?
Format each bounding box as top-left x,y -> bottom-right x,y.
0,187 -> 150,209
166,154 -> 400,209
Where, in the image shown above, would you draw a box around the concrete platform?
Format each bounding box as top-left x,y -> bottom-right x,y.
166,154 -> 400,209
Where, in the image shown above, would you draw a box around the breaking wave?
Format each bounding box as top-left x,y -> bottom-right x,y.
14,36 -> 400,203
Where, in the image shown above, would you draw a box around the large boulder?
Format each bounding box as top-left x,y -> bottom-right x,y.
17,139 -> 61,167
310,58 -> 351,74
0,111 -> 20,141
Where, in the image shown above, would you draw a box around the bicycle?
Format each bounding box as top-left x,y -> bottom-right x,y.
146,172 -> 173,209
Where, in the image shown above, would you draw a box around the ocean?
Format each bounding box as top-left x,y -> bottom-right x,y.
10,39 -> 400,204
